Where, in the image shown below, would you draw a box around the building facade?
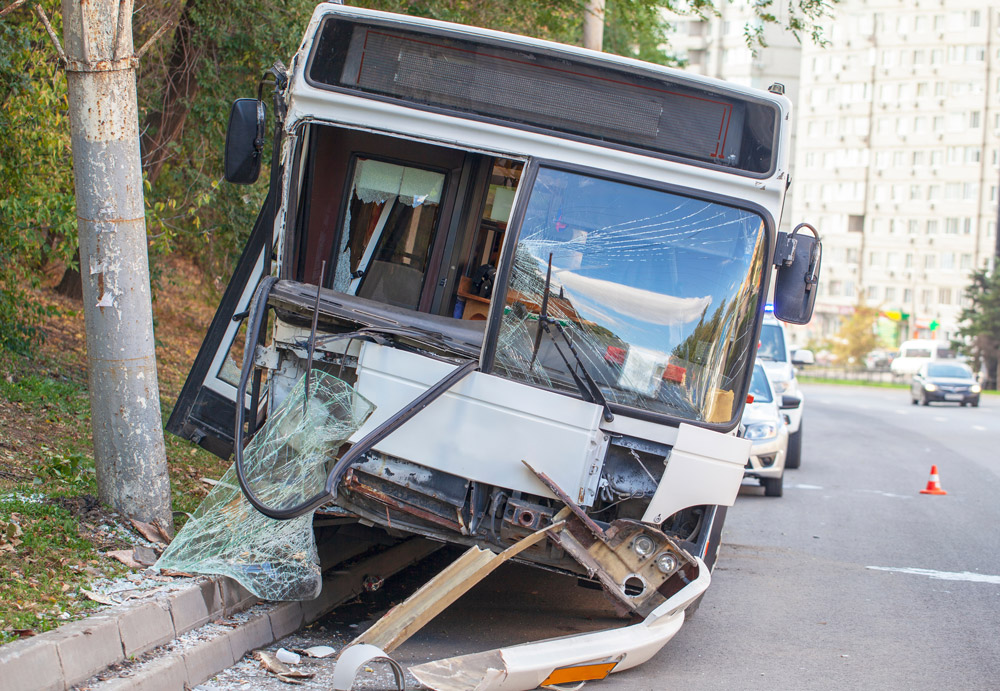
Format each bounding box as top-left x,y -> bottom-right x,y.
669,1 -> 1000,348
792,1 -> 1000,344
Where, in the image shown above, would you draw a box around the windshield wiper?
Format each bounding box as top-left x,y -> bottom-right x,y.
530,254 -> 614,422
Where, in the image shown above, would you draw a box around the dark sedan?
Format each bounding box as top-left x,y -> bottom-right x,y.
911,362 -> 981,406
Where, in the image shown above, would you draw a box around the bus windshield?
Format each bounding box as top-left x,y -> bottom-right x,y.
493,167 -> 767,425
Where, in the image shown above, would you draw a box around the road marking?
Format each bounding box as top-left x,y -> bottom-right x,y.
973,425 -> 986,431
934,416 -> 947,422
787,483 -> 823,490
856,489 -> 912,499
866,566 -> 1000,585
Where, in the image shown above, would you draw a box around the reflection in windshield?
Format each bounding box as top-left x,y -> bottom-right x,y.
493,168 -> 767,425
927,363 -> 972,378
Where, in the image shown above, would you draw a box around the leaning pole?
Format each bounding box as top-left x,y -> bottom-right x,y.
61,0 -> 173,531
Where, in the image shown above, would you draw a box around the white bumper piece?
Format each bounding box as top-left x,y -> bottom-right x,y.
409,557 -> 711,691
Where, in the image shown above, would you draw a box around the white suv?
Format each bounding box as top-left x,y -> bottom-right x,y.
756,314 -> 811,469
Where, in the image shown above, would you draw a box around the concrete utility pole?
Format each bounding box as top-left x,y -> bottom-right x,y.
582,0 -> 605,51
61,0 -> 173,531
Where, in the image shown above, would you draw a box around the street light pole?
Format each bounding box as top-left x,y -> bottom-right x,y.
61,0 -> 173,531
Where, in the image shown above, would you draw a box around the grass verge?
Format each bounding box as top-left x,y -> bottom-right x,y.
0,257 -> 230,644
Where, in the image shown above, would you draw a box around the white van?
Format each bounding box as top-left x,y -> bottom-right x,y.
890,339 -> 955,376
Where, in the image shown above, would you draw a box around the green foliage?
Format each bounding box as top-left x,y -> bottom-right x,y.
832,302 -> 878,364
135,0 -> 318,282
34,448 -> 96,490
953,269 -> 1000,389
0,3 -> 75,354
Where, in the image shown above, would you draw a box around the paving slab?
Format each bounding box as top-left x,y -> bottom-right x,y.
118,601 -> 176,657
0,635 -> 64,691
51,614 -> 124,687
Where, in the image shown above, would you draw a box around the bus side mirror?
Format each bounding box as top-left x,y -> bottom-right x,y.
772,223 -> 821,325
224,98 -> 266,184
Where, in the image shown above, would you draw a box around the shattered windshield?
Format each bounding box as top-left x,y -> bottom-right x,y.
492,167 -> 766,425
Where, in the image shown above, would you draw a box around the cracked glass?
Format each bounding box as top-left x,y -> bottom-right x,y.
156,372 -> 374,600
493,167 -> 766,425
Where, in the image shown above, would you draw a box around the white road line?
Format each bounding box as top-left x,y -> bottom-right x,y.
934,416 -> 947,422
787,483 -> 823,490
973,425 -> 987,431
866,566 -> 1000,585
894,409 -> 908,415
856,489 -> 912,499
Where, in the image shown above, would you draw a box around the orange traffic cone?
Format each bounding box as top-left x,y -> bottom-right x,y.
920,465 -> 947,495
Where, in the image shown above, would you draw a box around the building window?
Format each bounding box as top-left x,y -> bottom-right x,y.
970,111 -> 981,128
910,185 -> 921,200
945,218 -> 960,234
938,287 -> 951,305
921,289 -> 933,306
867,285 -> 879,300
904,288 -> 913,303
908,220 -> 919,234
905,253 -> 914,268
886,286 -> 897,302
963,218 -> 972,234
844,281 -> 855,297
960,254 -> 972,269
941,252 -> 955,270
869,251 -> 881,266
924,254 -> 936,269
926,220 -> 938,235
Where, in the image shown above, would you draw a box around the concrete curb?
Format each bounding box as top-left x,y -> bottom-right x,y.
0,539 -> 440,691
0,576 -> 257,691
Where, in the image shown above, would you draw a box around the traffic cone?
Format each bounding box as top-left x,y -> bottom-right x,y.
920,465 -> 947,495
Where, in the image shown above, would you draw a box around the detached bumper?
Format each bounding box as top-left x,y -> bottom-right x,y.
410,557 -> 710,690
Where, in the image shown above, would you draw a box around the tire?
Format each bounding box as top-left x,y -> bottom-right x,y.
684,505 -> 727,620
972,399 -> 980,407
921,391 -> 930,406
762,474 -> 783,497
911,395 -> 918,405
785,424 -> 802,469
960,401 -> 968,407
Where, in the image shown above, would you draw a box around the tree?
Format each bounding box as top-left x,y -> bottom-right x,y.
953,268 -> 1000,390
832,302 -> 878,365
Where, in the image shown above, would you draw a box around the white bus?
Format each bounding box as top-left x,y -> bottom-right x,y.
168,4 -> 821,686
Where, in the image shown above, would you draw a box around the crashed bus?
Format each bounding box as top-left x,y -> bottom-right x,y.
163,3 -> 821,687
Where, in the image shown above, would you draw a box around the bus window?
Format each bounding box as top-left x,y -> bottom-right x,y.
334,159 -> 446,310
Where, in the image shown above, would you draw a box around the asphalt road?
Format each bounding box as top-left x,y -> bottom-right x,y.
201,384 -> 1000,690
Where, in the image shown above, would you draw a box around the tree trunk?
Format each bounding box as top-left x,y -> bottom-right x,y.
582,0 -> 605,51
140,0 -> 204,184
61,0 -> 174,532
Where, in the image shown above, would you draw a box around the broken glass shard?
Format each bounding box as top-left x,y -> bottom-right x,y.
156,371 -> 374,601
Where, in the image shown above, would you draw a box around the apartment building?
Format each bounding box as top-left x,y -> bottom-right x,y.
669,1 -> 1000,346
792,1 -> 1000,343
